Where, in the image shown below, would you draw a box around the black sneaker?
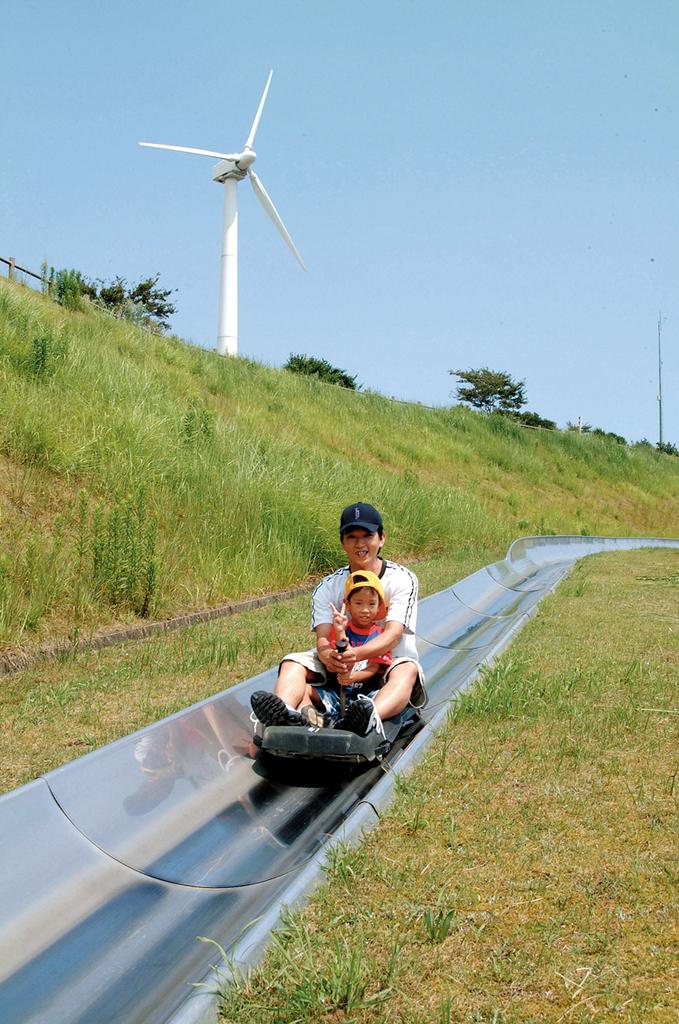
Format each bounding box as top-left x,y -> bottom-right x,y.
334,697 -> 374,736
250,691 -> 304,727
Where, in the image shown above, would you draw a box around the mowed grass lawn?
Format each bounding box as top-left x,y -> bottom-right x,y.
217,548 -> 679,1024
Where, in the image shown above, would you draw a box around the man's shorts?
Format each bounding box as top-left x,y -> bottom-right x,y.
279,649 -> 427,710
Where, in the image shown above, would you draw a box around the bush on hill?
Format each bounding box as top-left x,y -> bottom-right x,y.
566,420 -> 592,433
504,409 -> 557,430
591,427 -> 627,445
41,261 -> 176,332
567,422 -> 627,445
284,353 -> 358,390
81,273 -> 176,332
51,268 -> 85,311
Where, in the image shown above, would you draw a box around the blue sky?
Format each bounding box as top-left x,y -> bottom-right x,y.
3,1 -> 678,444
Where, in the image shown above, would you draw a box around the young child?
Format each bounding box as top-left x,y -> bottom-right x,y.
317,569 -> 392,727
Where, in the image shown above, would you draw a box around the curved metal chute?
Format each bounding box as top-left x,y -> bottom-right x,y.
1,535 -> 677,1024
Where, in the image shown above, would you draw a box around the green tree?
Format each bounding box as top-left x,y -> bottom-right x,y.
95,277 -> 127,315
284,354 -> 358,390
82,273 -> 176,332
450,367 -> 526,413
127,275 -> 176,331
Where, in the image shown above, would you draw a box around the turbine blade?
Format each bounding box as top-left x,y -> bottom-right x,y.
139,142 -> 240,160
244,70 -> 273,150
248,170 -> 307,271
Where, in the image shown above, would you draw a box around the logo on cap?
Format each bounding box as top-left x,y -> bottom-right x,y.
339,502 -> 383,536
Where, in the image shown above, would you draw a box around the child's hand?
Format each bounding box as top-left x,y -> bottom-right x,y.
330,602 -> 348,636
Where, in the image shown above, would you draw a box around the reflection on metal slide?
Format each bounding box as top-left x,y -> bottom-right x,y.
1,535 -> 677,1024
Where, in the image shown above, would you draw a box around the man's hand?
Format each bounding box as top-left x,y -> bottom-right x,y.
323,644 -> 357,673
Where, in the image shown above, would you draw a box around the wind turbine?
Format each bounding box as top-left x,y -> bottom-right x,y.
140,70 -> 306,356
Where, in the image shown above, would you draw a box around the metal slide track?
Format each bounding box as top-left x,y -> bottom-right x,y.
1,536 -> 677,1024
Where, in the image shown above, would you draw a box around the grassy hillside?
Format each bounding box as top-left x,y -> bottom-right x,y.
2,278 -> 679,650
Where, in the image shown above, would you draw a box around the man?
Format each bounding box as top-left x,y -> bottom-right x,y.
250,502 -> 425,737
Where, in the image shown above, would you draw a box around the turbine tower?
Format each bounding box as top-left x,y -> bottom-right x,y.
140,70 -> 306,356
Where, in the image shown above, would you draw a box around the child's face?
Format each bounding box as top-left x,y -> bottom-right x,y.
347,587 -> 381,626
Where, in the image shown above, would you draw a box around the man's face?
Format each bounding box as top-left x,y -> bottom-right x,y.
341,528 -> 384,572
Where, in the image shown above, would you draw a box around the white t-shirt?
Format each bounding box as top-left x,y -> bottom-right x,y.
310,559 -> 419,661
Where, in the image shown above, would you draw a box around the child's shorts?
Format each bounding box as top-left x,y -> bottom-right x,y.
312,680 -> 379,720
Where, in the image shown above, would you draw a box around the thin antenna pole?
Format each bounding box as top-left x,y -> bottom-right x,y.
658,311 -> 664,445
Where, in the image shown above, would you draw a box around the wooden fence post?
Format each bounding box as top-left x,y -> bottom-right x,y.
8,257 -> 15,281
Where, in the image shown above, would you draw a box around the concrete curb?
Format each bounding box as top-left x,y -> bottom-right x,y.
0,585 -> 311,677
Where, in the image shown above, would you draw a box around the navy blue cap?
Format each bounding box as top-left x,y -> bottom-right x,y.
339,502 -> 383,536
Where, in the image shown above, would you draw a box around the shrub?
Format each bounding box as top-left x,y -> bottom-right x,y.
30,335 -> 50,378
566,420 -> 592,433
181,401 -> 215,445
509,410 -> 557,430
284,353 -> 358,390
591,427 -> 627,445
54,269 -> 84,311
83,489 -> 158,618
83,273 -> 176,332
567,422 -> 627,445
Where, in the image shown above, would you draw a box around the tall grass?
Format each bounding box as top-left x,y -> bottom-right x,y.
1,278 -> 679,647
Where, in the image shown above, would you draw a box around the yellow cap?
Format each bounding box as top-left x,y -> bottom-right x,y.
344,570 -> 387,619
